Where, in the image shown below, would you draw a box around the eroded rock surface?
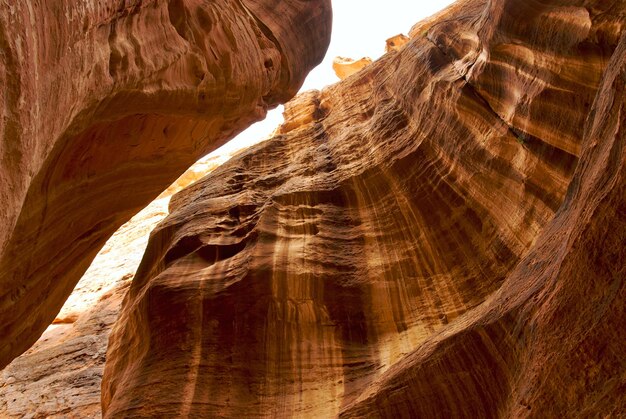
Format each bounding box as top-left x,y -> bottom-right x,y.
0,0 -> 331,369
385,34 -> 409,52
332,56 -> 373,80
0,154 -> 229,418
0,283 -> 127,419
103,0 -> 626,417
342,29 -> 626,419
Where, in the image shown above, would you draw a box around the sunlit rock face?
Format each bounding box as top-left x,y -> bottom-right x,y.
385,34 -> 409,52
332,56 -> 373,80
0,0 -> 332,369
103,0 -> 626,417
0,282 -> 128,419
0,155 -> 227,418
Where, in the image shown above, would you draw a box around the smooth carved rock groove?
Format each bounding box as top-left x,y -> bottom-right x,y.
0,0 -> 332,369
103,0 -> 626,417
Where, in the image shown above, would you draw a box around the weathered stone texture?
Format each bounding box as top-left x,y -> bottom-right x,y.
102,0 -> 626,417
0,0 -> 331,370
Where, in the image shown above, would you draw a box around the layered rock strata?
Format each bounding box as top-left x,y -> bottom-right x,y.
0,281 -> 128,418
103,0 -> 626,417
342,35 -> 626,417
0,0 -> 331,369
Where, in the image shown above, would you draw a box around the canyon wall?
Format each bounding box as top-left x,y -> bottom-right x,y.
0,155 -> 229,418
342,29 -> 626,418
101,0 -> 626,417
0,0 -> 331,369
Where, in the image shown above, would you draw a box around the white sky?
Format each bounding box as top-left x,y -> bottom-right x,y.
211,1 -> 455,156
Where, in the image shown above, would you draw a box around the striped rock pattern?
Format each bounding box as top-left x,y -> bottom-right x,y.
0,0 -> 331,369
103,0 -> 626,417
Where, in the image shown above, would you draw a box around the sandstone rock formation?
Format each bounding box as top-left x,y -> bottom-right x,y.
332,34 -> 409,81
342,30 -> 626,419
0,154 -> 229,418
102,0 -> 626,417
332,56 -> 373,80
0,281 -> 128,419
0,0 -> 332,369
385,34 -> 409,52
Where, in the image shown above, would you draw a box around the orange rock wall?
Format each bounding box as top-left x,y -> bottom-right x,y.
0,154 -> 229,418
0,0 -> 331,369
102,0 -> 626,417
342,30 -> 626,418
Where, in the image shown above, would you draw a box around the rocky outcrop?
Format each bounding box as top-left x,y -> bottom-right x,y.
332,34 -> 409,81
332,56 -> 373,80
0,282 -> 128,419
385,34 -> 409,52
0,154 -> 230,418
102,0 -> 626,417
0,0 -> 331,369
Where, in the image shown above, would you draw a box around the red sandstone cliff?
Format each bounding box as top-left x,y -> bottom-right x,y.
0,155 -> 230,418
0,0 -> 332,370
1,0 -> 625,417
99,0 -> 626,417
